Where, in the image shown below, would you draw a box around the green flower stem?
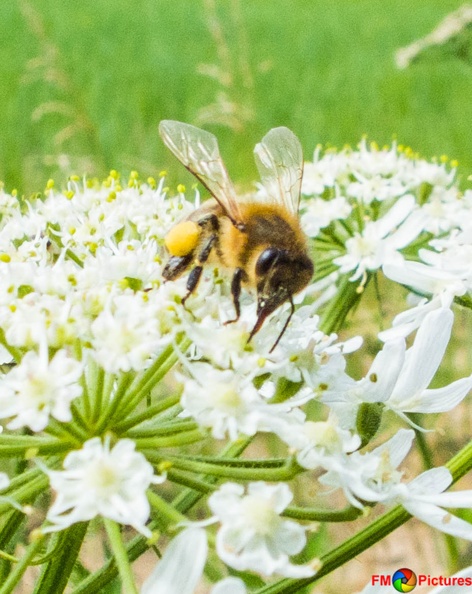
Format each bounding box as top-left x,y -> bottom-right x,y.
0,534 -> 44,594
446,437 -> 472,480
179,456 -> 294,468
170,437 -> 253,515
33,522 -> 88,594
145,453 -> 301,481
101,371 -> 116,410
83,359 -> 101,420
103,519 -> 138,594
313,260 -> 339,278
147,490 -> 188,525
0,328 -> 22,364
114,394 -> 181,433
126,419 -> 198,438
407,413 -> 434,469
31,532 -> 66,565
78,367 -> 91,420
0,436 -> 74,457
64,248 -> 84,268
0,551 -> 18,563
282,505 -> 363,522
94,371 -> 134,433
0,473 -> 49,514
135,429 -> 206,449
257,437 -> 472,594
45,418 -> 88,444
3,468 -> 43,492
320,226 -> 348,249
166,469 -> 216,494
116,337 -> 191,421
91,365 -> 106,424
319,273 -> 370,334
69,402 -> 91,435
71,516 -> 171,594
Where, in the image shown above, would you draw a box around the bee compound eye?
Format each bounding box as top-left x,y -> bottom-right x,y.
255,248 -> 281,276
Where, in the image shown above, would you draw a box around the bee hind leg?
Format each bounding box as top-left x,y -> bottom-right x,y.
224,268 -> 243,325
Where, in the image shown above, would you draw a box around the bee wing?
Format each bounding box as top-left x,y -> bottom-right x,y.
253,127 -> 303,214
159,120 -> 243,225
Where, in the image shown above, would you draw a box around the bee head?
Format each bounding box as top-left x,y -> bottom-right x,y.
249,247 -> 314,339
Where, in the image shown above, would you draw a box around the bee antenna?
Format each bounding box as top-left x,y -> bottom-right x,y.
269,294 -> 295,353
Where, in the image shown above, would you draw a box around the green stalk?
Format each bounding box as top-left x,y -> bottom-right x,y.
103,519 -> 138,594
319,273 -> 370,334
0,534 -> 44,594
282,505 -> 362,522
145,453 -> 301,481
126,419 -> 198,438
45,418 -> 87,444
32,522 -> 88,594
0,328 -> 22,364
135,430 -> 206,449
115,338 -> 190,421
0,474 -> 49,514
91,365 -> 106,424
94,371 -> 134,433
114,393 -> 181,433
147,490 -> 188,525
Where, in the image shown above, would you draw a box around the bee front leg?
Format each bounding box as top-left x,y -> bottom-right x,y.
163,254 -> 194,281
181,234 -> 217,306
224,267 -> 243,325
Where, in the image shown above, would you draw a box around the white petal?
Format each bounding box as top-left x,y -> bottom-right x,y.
408,467 -> 452,495
389,209 -> 425,249
372,428 -> 415,469
211,577 -> 247,594
141,528 -> 208,594
415,490 -> 472,508
402,376 -> 472,413
403,501 -> 472,540
376,194 -> 415,238
383,260 -> 455,293
390,308 -> 453,401
361,339 -> 405,402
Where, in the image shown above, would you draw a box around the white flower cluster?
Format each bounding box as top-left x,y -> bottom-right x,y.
0,144 -> 470,592
301,139 -> 461,287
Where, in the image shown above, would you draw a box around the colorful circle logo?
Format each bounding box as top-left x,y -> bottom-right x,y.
392,568 -> 417,592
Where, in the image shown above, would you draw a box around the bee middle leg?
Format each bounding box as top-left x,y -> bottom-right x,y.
181,234 -> 217,306
224,267 -> 243,325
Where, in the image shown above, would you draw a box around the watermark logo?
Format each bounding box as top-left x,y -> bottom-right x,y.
392,568 -> 417,592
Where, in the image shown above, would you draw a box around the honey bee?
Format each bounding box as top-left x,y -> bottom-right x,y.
159,120 -> 314,351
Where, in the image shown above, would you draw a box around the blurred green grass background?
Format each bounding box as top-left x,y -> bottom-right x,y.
1,0 -> 471,193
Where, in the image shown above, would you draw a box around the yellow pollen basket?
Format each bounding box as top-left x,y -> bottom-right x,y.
165,220 -> 200,257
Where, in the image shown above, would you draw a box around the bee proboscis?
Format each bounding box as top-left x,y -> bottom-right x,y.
159,120 -> 314,351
